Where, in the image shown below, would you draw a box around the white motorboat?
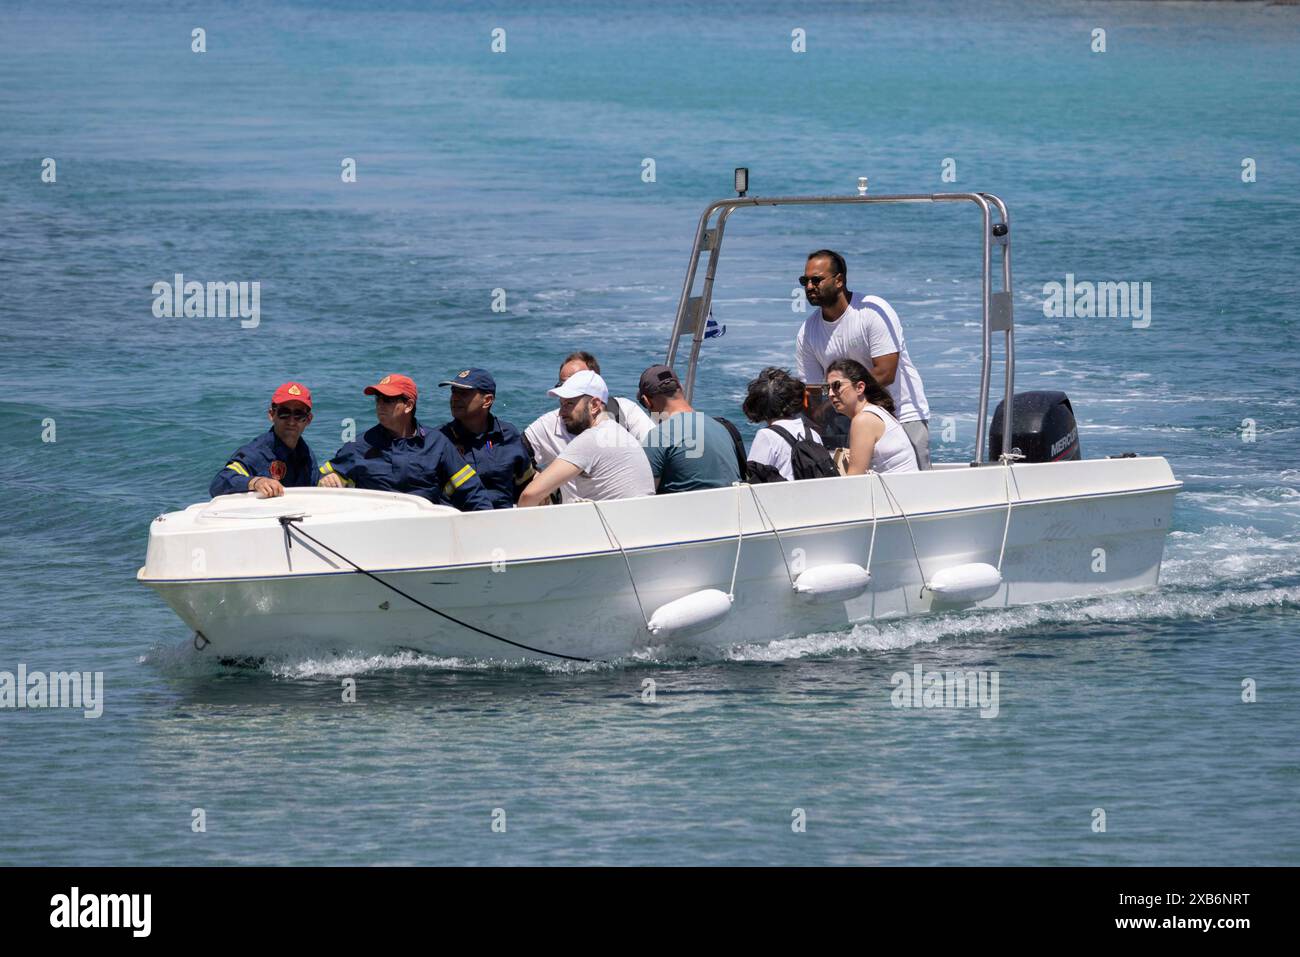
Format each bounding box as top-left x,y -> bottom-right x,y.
139,182 -> 1181,662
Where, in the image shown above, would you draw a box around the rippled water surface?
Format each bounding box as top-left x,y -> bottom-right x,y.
1,0 -> 1298,865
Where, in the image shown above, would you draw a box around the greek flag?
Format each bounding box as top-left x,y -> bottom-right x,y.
704,311 -> 725,339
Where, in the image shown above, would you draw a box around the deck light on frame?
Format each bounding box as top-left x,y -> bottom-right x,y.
734,167 -> 748,197
857,176 -> 869,196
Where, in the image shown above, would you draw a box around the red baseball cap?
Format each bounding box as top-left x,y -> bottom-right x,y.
364,373 -> 418,401
271,382 -> 312,408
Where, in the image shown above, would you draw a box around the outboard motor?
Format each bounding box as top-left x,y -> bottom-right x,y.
988,391 -> 1081,463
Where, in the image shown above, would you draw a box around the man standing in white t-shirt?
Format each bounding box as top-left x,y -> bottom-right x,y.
523,350 -> 655,502
794,249 -> 932,469
518,371 -> 655,506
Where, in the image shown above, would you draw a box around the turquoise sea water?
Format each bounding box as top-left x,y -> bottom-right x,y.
1,1 -> 1298,865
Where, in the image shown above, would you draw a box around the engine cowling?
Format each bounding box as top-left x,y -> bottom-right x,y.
989,391 -> 1081,463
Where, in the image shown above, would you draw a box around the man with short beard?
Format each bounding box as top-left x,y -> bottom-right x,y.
523,350 -> 654,502
518,371 -> 654,506
794,249 -> 932,469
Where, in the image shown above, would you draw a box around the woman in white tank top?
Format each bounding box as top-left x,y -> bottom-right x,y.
826,359 -> 919,474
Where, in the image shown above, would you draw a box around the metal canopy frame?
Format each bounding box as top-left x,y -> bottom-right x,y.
663,191 -> 1015,464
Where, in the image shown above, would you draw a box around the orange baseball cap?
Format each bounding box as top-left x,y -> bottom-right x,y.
364,373 -> 418,401
271,382 -> 312,408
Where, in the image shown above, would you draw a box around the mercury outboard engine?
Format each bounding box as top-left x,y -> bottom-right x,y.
988,391 -> 1081,462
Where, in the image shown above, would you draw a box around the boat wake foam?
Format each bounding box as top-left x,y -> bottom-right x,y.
261,650 -> 616,679
725,580 -> 1300,663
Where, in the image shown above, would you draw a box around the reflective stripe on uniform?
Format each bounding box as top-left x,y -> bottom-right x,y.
450,465 -> 475,488
227,462 -> 250,478
318,460 -> 354,486
515,465 -> 535,485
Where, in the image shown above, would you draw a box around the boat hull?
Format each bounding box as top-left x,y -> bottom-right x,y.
139,458 -> 1180,661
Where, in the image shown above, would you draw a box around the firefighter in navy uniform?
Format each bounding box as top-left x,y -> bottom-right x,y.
317,373 -> 493,511
437,368 -> 535,509
210,382 -> 319,498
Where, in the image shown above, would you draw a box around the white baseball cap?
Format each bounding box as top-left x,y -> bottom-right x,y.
548,369 -> 609,403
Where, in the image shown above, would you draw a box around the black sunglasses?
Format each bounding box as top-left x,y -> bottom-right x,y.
798,274 -> 832,286
273,408 -> 311,421
374,394 -> 405,405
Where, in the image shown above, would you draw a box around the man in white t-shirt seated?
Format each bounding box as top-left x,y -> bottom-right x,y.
742,367 -> 826,481
523,350 -> 655,502
794,249 -> 932,469
518,371 -> 655,506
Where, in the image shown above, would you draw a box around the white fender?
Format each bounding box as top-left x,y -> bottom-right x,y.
647,589 -> 734,639
793,563 -> 871,603
926,562 -> 1003,604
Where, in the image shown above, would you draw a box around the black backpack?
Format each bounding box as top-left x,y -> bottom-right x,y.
744,460 -> 787,484
768,420 -> 839,480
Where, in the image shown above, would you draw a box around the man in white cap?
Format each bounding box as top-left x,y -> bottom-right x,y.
518,370 -> 655,506
523,350 -> 654,503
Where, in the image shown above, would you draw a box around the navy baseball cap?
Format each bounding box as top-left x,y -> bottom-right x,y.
438,368 -> 496,393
